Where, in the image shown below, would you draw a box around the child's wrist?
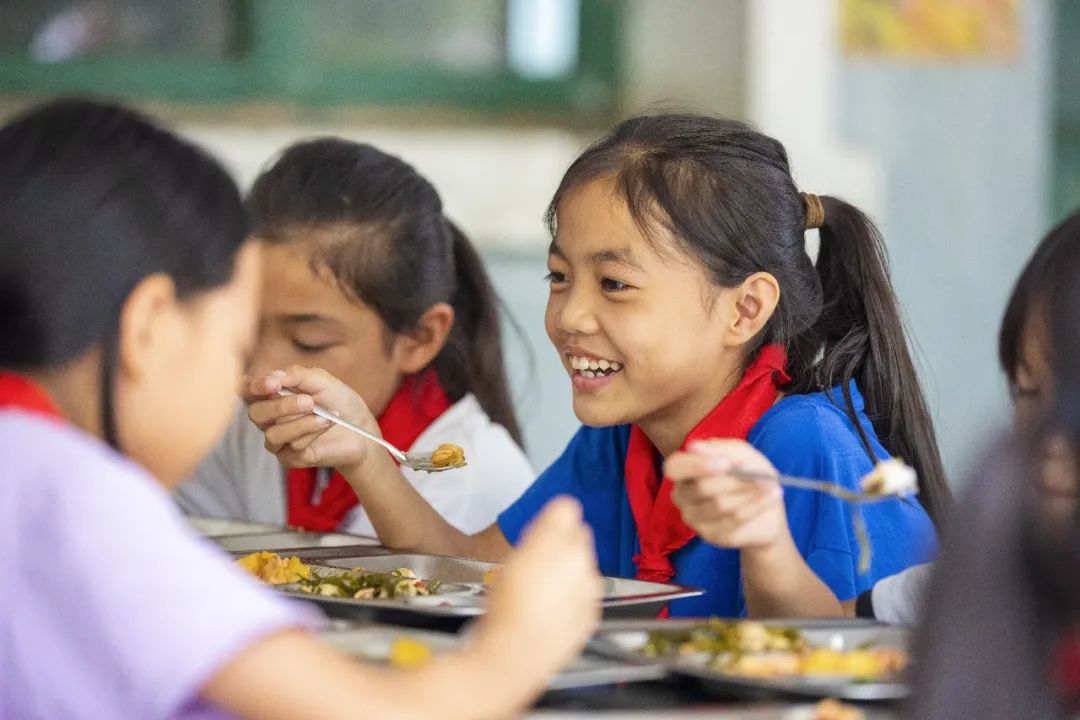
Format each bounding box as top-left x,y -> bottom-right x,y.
459,630 -> 545,713
740,529 -> 798,577
336,445 -> 383,487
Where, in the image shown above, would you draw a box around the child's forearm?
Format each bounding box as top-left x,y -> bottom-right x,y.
740,533 -> 847,618
338,450 -> 511,561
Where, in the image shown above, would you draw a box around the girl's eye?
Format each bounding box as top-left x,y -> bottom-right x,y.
600,278 -> 629,292
291,339 -> 334,354
545,271 -> 567,285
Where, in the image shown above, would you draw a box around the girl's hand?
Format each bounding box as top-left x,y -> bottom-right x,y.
245,366 -> 379,474
667,439 -> 789,550
470,497 -> 602,697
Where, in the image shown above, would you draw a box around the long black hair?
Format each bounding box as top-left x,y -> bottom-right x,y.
246,138 -> 523,445
0,98 -> 248,447
547,113 -> 948,522
910,208 -> 1080,720
999,211 -> 1080,389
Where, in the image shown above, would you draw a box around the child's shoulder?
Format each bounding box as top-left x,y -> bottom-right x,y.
1,411 -> 134,477
751,382 -> 864,437
748,382 -> 879,471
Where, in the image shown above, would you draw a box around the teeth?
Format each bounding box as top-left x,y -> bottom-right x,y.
568,354 -> 622,375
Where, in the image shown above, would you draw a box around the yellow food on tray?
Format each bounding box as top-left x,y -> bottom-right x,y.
236,551 -> 312,584
799,647 -> 907,679
389,637 -> 433,668
643,619 -> 908,681
482,567 -> 499,586
430,443 -> 466,469
811,698 -> 865,720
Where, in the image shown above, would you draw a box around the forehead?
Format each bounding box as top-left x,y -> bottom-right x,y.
260,241 -> 383,330
551,176 -> 686,268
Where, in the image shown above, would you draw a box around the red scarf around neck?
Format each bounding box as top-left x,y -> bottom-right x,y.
0,371 -> 62,420
625,344 -> 790,591
286,370 -> 452,532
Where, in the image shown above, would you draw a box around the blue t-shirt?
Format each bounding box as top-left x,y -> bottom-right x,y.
498,382 -> 938,617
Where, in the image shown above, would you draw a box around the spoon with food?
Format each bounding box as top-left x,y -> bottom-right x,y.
276,389 -> 466,473
735,458 -> 919,504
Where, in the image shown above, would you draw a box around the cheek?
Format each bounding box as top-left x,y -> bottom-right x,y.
544,296 -> 560,344
194,321 -> 246,433
323,342 -> 400,413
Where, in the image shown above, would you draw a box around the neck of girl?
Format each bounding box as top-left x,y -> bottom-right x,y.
636,354 -> 746,458
25,353 -> 104,438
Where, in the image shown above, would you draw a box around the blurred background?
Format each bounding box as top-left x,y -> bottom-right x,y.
0,0 -> 1072,485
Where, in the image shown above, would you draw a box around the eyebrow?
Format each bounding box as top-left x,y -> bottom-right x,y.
548,240 -> 644,271
275,313 -> 336,326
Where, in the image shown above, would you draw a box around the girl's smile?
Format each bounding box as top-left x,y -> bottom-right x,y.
564,347 -> 624,392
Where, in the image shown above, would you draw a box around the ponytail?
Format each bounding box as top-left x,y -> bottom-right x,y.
789,197 -> 951,523
436,221 -> 524,446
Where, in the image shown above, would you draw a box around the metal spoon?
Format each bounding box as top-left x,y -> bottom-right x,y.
732,469 -> 914,504
276,389 -> 463,473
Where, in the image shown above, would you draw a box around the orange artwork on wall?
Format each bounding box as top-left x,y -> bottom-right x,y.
841,0 -> 1019,60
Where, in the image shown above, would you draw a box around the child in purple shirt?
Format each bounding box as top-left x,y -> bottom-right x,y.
0,99 -> 601,720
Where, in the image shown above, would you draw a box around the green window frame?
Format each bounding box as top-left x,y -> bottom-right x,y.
0,0 -> 621,118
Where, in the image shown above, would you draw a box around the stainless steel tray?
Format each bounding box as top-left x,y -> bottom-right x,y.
187,517 -> 281,537
589,619 -> 909,702
319,622 -> 667,691
279,554 -> 701,629
211,530 -> 381,553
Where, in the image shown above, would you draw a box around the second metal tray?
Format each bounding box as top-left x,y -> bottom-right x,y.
319,621 -> 667,691
589,619 -> 910,702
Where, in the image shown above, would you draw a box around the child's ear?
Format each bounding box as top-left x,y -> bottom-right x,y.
117,273 -> 180,382
391,302 -> 455,375
723,271 -> 780,347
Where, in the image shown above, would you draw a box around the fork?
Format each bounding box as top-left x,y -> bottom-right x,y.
277,389 -> 458,473
731,470 -> 910,504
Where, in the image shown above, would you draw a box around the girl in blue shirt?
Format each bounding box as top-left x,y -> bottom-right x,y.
249,113 -> 946,617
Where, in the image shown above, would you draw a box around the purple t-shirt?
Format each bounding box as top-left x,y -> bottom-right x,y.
0,411 -> 322,719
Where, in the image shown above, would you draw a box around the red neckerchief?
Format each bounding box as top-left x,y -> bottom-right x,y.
625,344 -> 790,607
0,371 -> 62,421
1053,630 -> 1080,701
286,370 -> 452,531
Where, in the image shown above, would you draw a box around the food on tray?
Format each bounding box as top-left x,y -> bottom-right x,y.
236,553 -> 440,599
641,618 -> 805,658
860,458 -> 918,497
297,566 -> 440,600
236,551 -> 311,584
810,698 -> 865,720
389,637 -> 433,668
798,647 -> 907,678
641,619 -> 907,681
430,443 -> 466,469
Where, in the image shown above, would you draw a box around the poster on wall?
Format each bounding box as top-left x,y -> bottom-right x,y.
841,0 -> 1019,60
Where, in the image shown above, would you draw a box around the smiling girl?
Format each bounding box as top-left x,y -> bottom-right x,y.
247,114 -> 945,617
